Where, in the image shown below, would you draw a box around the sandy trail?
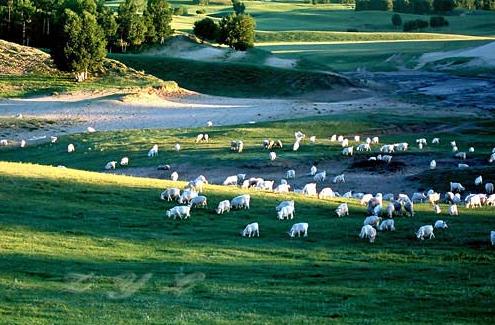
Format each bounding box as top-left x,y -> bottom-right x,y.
0,89 -> 402,140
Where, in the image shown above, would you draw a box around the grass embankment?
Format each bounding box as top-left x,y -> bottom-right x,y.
0,39 -> 177,98
0,161 -> 494,323
1,113 -> 494,192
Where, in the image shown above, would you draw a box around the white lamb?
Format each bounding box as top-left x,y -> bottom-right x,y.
360,194 -> 373,206
314,171 -> 326,183
335,203 -> 349,217
288,223 -> 308,238
458,163 -> 469,169
190,196 -> 207,208
67,144 -> 75,153
160,188 -> 180,201
318,187 -> 335,199
356,143 -> 371,152
277,205 -> 295,220
333,174 -> 345,184
434,220 -> 448,229
241,223 -> 259,237
341,139 -> 349,147
448,204 -> 458,216
276,200 -> 294,212
294,131 -> 305,142
223,175 -> 238,186
372,137 -> 379,144
310,165 -> 317,176
269,152 -> 277,161
450,182 -> 465,192
105,161 -> 116,170
465,194 -> 482,208
120,157 -> 129,166
171,172 -> 179,181
216,200 -> 231,214
174,143 -> 181,152
416,225 -> 435,240
430,160 -> 436,170
166,206 -> 191,220
293,141 -> 300,152
364,215 -> 381,227
231,194 -> 250,210
87,127 -> 96,133
360,225 -> 377,243
148,145 -> 158,157
274,183 -> 290,193
379,219 -> 395,231
303,183 -> 317,196
286,169 -> 296,179
475,176 -> 483,186
432,138 -> 440,144
0,139 -> 8,145
178,189 -> 198,205
309,136 -> 316,143
469,147 -> 475,153
433,204 -> 441,214
428,192 -> 440,205
412,192 -> 427,203
486,183 -> 494,194
342,146 -> 353,156
20,140 -> 26,148
455,152 -> 467,160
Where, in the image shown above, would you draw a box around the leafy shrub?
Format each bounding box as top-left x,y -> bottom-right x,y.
430,15 -> 449,27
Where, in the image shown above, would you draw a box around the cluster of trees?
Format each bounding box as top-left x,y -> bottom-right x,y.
0,0 -> 174,79
193,0 -> 255,51
392,13 -> 449,30
356,0 -> 494,12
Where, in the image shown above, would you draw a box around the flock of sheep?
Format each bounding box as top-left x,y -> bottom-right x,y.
4,122 -> 495,245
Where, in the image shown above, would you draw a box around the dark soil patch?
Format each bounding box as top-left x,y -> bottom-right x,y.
350,159 -> 407,173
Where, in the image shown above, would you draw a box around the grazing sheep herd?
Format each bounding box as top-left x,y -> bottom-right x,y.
3,125 -> 495,245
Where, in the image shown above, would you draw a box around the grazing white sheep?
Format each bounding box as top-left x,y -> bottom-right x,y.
237,174 -> 246,183
487,194 -> 495,206
360,194 -> 373,206
230,140 -> 244,153
148,144 -> 158,157
171,172 -> 179,181
448,204 -> 458,216
216,200 -> 231,214
404,201 -> 414,217
195,133 -> 209,143
166,206 -> 191,220
365,137 -> 372,144
433,204 -> 441,214
277,205 -> 295,220
450,182 -> 465,192
86,127 -> 96,133
491,231 -> 495,246
342,146 -> 353,156
120,157 -> 129,166
434,220 -> 448,229
368,157 -> 377,161
67,144 -> 75,153
363,215 -> 381,227
178,189 -> 198,205
274,183 -> 290,193
380,144 -> 395,153
428,192 -> 440,205
310,165 -> 317,176
412,192 -> 427,203
356,143 -> 371,152
314,171 -> 326,183
190,196 -> 208,208
450,140 -> 456,147
174,143 -> 181,152
432,138 -> 440,144
372,204 -> 382,217
337,135 -> 344,142
416,225 -> 435,240
458,163 -> 469,169
223,175 -> 238,186
341,139 -> 349,147
293,141 -> 300,152
469,147 -> 475,153
416,138 -> 427,145
309,136 -> 316,143
187,179 -> 206,193
332,174 -> 345,184
330,134 -> 337,142
294,131 -> 305,142
288,223 -> 308,238
160,188 -> 180,201
395,142 -> 409,151
360,225 -> 377,243
475,176 -> 483,186
318,187 -> 335,199
486,183 -> 494,194
383,193 -> 394,201
335,203 -> 349,217
465,194 -> 482,208
379,219 -> 395,231
418,143 -> 423,150
455,152 -> 467,160
372,137 -> 379,144
343,191 -> 353,198
241,223 -> 259,237
452,146 -> 458,153
386,203 -> 395,218
354,135 -> 360,142
207,120 -> 213,127
286,169 -> 296,179
231,194 -> 250,210
0,139 -> 8,145
256,180 -> 274,191
20,140 -> 26,148
105,161 -> 116,170
378,154 -> 392,164
269,152 -> 277,161
276,200 -> 294,212
430,160 -> 436,170
303,183 -> 317,196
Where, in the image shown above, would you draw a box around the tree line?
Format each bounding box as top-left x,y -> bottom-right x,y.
355,0 -> 495,12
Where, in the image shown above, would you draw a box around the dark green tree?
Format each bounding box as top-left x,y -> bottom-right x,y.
232,0 -> 245,14
433,0 -> 455,11
15,0 -> 36,45
391,13 -> 402,27
97,3 -> 117,51
218,13 -> 255,51
146,0 -> 173,44
193,17 -> 218,42
117,0 -> 147,50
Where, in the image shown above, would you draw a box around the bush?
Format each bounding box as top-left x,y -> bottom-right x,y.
193,17 -> 219,41
433,0 -> 455,11
412,0 -> 433,13
218,13 -> 255,51
391,13 -> 402,26
430,15 -> 449,27
347,28 -> 359,32
403,19 -> 429,31
196,9 -> 206,14
173,6 -> 189,16
355,0 -> 393,10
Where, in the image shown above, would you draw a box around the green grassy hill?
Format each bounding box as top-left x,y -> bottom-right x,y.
0,161 -> 494,323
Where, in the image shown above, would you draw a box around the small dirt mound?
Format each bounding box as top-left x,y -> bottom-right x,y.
350,159 -> 407,173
